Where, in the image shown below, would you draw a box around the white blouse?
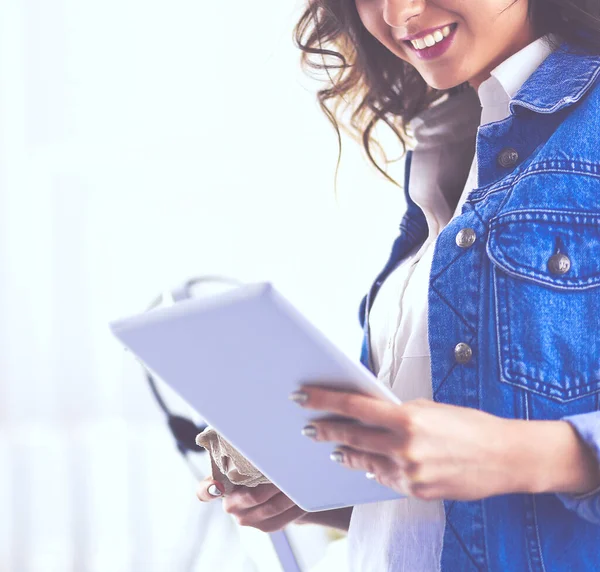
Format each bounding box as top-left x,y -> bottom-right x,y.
347,34 -> 559,572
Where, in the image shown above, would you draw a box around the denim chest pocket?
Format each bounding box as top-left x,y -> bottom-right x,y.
486,210 -> 600,403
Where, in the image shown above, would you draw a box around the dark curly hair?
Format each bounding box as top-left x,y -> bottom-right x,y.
293,0 -> 600,187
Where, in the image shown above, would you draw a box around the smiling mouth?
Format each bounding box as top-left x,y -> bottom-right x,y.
402,23 -> 458,49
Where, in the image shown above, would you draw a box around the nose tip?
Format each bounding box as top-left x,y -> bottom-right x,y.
383,1 -> 422,29
383,13 -> 402,28
383,9 -> 402,28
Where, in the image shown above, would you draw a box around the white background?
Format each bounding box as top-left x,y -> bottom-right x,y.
0,0 -> 407,570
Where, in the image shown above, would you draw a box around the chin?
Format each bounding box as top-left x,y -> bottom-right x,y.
424,74 -> 470,92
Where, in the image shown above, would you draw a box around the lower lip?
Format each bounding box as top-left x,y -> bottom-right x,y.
406,24 -> 458,61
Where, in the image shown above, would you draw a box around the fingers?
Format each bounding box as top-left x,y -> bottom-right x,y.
292,386 -> 410,431
196,476 -> 226,502
331,447 -> 442,500
196,476 -> 303,531
222,486 -> 305,532
303,419 -> 402,456
245,505 -> 307,533
331,446 -> 397,477
222,483 -> 281,513
227,492 -> 297,524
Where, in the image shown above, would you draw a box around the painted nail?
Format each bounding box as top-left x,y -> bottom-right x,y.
330,450 -> 344,463
207,484 -> 223,497
289,391 -> 309,404
366,472 -> 377,480
301,425 -> 318,438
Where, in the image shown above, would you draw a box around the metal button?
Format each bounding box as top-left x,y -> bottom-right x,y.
454,342 -> 473,364
497,148 -> 519,168
456,228 -> 476,248
548,253 -> 571,275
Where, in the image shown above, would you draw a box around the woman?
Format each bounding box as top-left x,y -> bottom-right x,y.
197,0 -> 600,569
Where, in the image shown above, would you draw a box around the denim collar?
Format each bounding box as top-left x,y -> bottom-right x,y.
510,39 -> 600,115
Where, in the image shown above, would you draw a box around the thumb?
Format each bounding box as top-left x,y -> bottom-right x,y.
196,476 -> 225,502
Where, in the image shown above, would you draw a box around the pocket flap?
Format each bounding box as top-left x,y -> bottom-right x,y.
487,210 -> 600,290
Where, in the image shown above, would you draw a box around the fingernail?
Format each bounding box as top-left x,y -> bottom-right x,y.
330,450 -> 344,463
301,425 -> 318,438
207,484 -> 223,497
289,391 -> 309,405
366,472 -> 377,480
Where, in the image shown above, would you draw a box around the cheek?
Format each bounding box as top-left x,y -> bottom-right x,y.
355,0 -> 384,42
354,0 -> 410,64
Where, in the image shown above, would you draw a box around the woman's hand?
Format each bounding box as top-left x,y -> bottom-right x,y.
291,387 -> 600,501
196,477 -> 307,533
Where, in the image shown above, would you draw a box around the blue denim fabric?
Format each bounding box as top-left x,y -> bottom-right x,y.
359,40 -> 600,570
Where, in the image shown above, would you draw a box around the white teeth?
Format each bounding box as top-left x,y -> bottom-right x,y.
410,25 -> 453,50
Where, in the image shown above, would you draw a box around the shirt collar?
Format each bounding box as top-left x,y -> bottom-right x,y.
487,34 -> 559,102
476,34 -> 559,125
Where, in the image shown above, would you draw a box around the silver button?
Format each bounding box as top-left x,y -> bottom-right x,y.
548,253 -> 571,275
456,228 -> 476,248
497,148 -> 519,168
454,343 -> 473,364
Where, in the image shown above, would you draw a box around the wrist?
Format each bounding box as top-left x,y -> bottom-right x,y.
499,419 -> 545,494
551,420 -> 600,495
506,419 -> 600,495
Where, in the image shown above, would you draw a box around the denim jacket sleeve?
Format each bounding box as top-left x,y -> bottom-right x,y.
555,411 -> 600,524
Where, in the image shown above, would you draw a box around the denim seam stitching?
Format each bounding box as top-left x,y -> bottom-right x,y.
487,260 -> 600,290
514,61 -> 600,114
487,223 -> 600,288
490,208 -> 600,221
430,283 -> 477,335
481,498 -> 491,571
445,518 -> 483,571
516,166 -> 600,184
500,376 -> 600,403
491,208 -> 600,224
468,167 -> 523,203
494,267 -> 588,401
524,160 -> 600,174
474,244 -> 488,572
495,270 -> 600,401
493,268 -> 505,409
470,152 -> 600,207
525,162 -> 600,175
429,248 -> 463,283
502,271 -> 515,401
471,205 -> 486,228
525,394 -> 548,572
433,361 -> 459,401
445,500 -> 457,518
472,162 -> 600,206
470,187 -> 512,204
518,378 -> 600,400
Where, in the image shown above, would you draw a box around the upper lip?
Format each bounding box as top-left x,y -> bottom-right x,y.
400,24 -> 455,42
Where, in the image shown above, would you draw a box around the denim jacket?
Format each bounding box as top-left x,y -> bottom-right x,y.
358,40 -> 600,571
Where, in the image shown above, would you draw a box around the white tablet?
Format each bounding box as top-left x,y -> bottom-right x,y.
110,282 -> 403,511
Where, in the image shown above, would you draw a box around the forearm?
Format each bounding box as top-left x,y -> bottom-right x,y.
296,506 -> 353,531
